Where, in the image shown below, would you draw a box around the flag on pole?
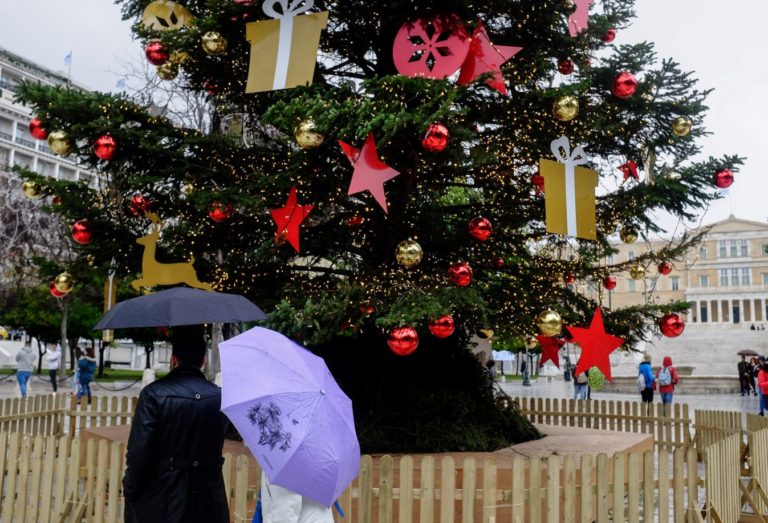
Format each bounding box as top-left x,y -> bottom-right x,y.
64,52 -> 72,66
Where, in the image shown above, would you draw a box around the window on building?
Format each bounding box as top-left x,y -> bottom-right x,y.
763,273 -> 768,285
741,240 -> 749,257
762,243 -> 768,256
699,246 -> 707,259
671,277 -> 680,291
628,280 -> 636,292
721,269 -> 729,286
699,275 -> 709,287
628,251 -> 635,261
700,303 -> 708,323
730,240 -> 738,258
719,240 -> 727,258
731,268 -> 739,286
742,268 -> 751,286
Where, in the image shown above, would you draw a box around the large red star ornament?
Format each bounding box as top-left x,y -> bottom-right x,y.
567,307 -> 624,382
339,133 -> 400,213
457,22 -> 522,95
271,186 -> 313,253
568,0 -> 592,37
537,335 -> 565,369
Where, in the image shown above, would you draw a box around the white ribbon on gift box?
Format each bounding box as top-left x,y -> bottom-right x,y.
550,136 -> 589,237
262,0 -> 315,90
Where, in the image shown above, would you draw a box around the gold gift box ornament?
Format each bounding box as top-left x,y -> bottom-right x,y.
539,136 -> 598,241
246,0 -> 329,93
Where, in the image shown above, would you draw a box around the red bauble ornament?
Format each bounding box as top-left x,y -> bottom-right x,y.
204,79 -> 217,94
429,315 -> 455,339
347,215 -> 364,227
611,72 -> 638,99
602,28 -> 617,43
145,41 -> 170,66
532,173 -> 545,194
29,118 -> 48,140
93,134 -> 117,161
71,219 -> 93,245
421,123 -> 450,153
714,168 -> 734,189
602,275 -> 617,291
468,217 -> 492,241
130,195 -> 151,216
52,195 -> 62,206
49,281 -> 66,298
658,261 -> 673,275
659,313 -> 685,338
493,257 -> 504,268
387,326 -> 419,356
209,202 -> 234,222
564,273 -> 575,285
447,262 -> 473,287
557,59 -> 574,75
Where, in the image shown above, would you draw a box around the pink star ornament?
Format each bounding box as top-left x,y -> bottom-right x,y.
339,133 -> 400,213
457,22 -> 523,95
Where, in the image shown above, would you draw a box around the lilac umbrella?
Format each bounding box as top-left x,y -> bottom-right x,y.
219,327 -> 360,507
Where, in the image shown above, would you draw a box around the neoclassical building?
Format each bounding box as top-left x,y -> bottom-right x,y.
0,46 -> 96,185
597,216 -> 768,328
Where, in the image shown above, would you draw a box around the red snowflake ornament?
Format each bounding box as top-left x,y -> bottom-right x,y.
393,14 -> 470,79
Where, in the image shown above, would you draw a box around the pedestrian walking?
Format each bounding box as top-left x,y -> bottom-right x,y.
572,367 -> 588,400
749,357 -> 760,396
739,356 -> 750,396
655,356 -> 679,416
46,343 -> 61,393
123,325 -> 229,523
758,357 -> 768,416
15,342 -> 35,398
76,346 -> 97,405
260,472 -> 335,523
638,354 -> 655,407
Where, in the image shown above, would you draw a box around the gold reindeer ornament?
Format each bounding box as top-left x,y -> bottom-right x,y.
131,212 -> 213,292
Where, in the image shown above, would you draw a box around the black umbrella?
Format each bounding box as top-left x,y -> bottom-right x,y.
93,287 -> 267,330
737,349 -> 760,357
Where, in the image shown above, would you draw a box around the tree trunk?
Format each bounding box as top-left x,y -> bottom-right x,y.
36,338 -> 44,375
97,339 -> 105,377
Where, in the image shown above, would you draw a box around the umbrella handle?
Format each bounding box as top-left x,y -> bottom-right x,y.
334,501 -> 345,518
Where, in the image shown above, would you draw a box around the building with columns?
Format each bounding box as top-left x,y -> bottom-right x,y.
602,216 -> 768,329
0,46 -> 97,185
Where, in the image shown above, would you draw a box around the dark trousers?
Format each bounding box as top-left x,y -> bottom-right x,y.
49,369 -> 57,392
641,388 -> 654,403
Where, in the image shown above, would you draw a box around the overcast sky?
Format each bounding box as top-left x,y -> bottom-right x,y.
0,1 -> 762,231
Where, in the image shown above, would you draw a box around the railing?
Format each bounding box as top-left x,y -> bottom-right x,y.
514,396 -> 693,450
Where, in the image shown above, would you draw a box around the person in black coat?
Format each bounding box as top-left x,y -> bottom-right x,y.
123,325 -> 229,523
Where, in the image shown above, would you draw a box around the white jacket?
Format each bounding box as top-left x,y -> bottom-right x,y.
46,349 -> 61,370
260,472 -> 334,523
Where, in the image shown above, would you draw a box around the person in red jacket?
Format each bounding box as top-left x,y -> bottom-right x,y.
655,356 -> 679,416
758,360 -> 768,416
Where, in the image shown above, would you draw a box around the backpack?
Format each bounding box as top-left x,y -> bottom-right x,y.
658,367 -> 672,387
576,372 -> 588,384
636,373 -> 646,392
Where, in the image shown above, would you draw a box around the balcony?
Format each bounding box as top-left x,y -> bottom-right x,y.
15,137 -> 36,149
686,284 -> 768,295
0,130 -> 11,141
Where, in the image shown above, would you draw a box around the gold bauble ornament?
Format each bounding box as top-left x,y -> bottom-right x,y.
168,50 -> 190,65
157,62 -> 179,81
524,335 -> 539,350
142,0 -> 194,31
395,240 -> 423,269
21,181 -> 43,199
536,309 -> 563,337
620,226 -> 638,244
553,95 -> 579,122
671,116 -> 692,138
53,272 -> 74,294
629,265 -> 646,280
201,31 -> 228,56
294,119 -> 325,149
47,130 -> 72,156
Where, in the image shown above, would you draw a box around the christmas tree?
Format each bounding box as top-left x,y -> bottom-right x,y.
14,0 -> 740,452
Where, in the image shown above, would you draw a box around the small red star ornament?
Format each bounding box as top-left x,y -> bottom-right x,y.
457,22 -> 522,95
340,133 -> 400,213
271,186 -> 313,253
537,335 -> 565,368
618,160 -> 638,182
567,307 -> 624,382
